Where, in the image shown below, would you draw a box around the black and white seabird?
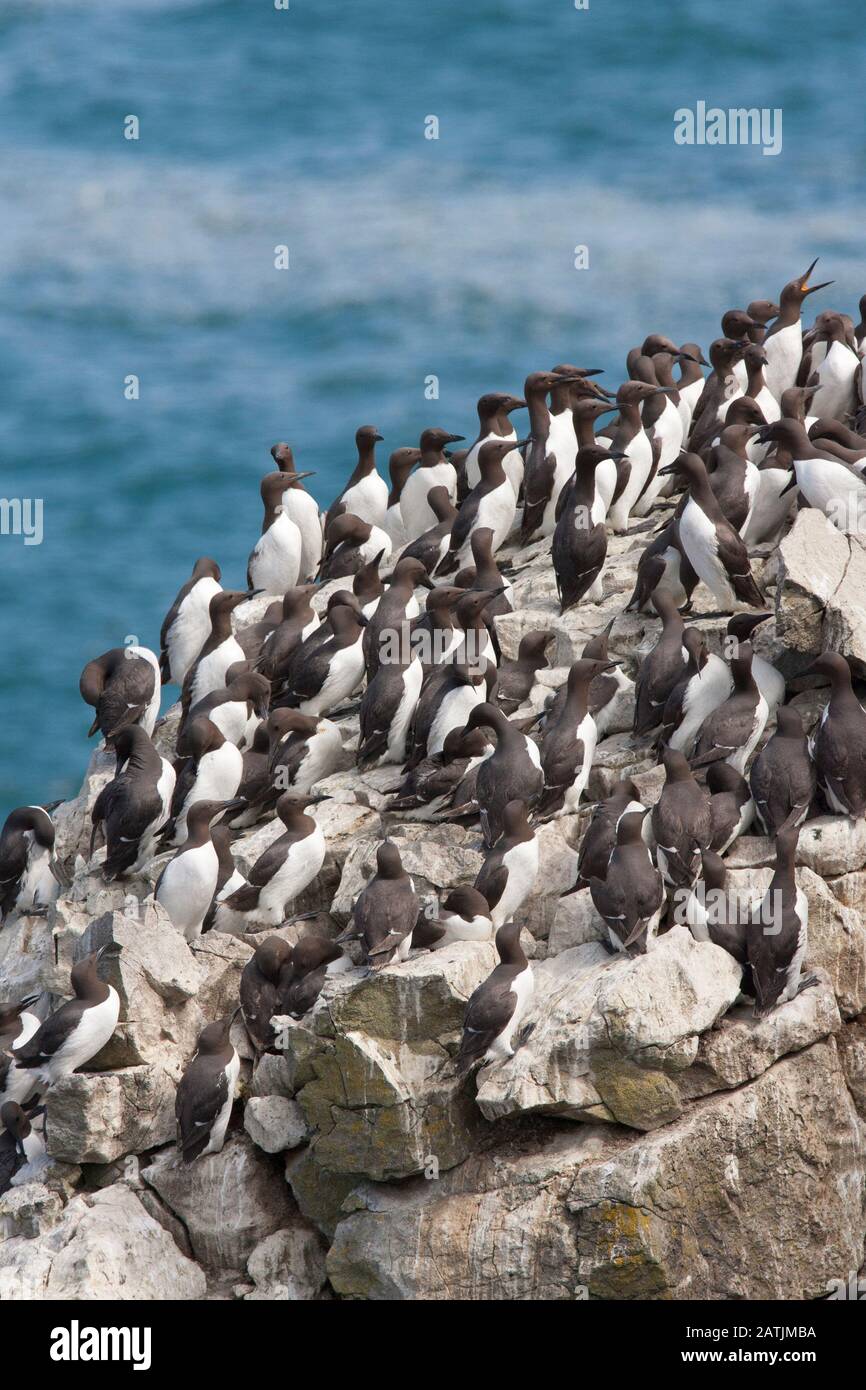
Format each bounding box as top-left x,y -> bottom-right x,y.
247,471 -> 314,595
202,824 -> 246,931
79,645 -> 161,741
90,726 -> 175,877
687,338 -> 748,453
572,778 -> 644,892
633,589 -> 688,739
400,428 -> 464,542
325,425 -> 387,530
182,589 -> 253,715
435,439 -> 521,576
763,258 -> 833,402
660,629 -> 728,755
749,705 -> 816,835
0,995 -> 42,1112
691,642 -> 768,775
741,342 -> 779,424
156,799 -> 245,941
706,761 -> 754,852
263,709 -> 343,802
175,1014 -> 240,1163
538,658 -> 614,816
385,725 -> 491,813
183,668 -> 270,752
725,613 -> 785,715
704,421 -> 761,534
14,945 -> 121,1088
216,792 -> 326,930
0,1102 -> 48,1193
674,341 -> 710,435
455,921 -> 534,1074
239,936 -> 293,1051
410,585 -> 465,671
746,818 -> 817,1017
463,703 -> 543,846
552,446 -> 620,609
363,556 -> 432,683
521,369 -> 584,541
807,652 -> 866,816
651,747 -> 712,891
274,603 -> 366,716
588,808 -> 664,955
683,850 -> 749,973
382,447 -> 422,550
606,379 -> 672,533
473,799 -> 538,928
319,514 -> 393,580
464,392 -> 526,495
743,442 -> 798,548
404,662 -> 487,768
270,591 -> 359,692
336,840 -> 419,970
0,806 -> 63,922
358,646 -> 423,768
254,585 -> 320,686
632,354 -> 691,516
352,549 -> 386,621
435,713 -> 501,821
459,530 -> 515,620
159,557 -> 223,686
281,933 -> 348,1016
453,586 -> 500,668
660,452 -> 765,612
808,312 -> 859,420
557,396 -> 619,520
755,419 -> 866,533
400,487 -> 458,575
625,519 -> 699,615
270,447 -> 324,581
413,884 -> 496,947
163,717 -> 243,846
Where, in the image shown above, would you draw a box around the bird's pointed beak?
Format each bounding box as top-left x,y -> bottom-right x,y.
803,279 -> 834,296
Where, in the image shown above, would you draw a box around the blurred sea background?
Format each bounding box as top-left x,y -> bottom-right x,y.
0,0 -> 863,816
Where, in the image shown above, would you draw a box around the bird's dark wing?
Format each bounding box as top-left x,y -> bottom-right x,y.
13,1001 -> 82,1068
455,967 -> 519,1074
175,1059 -> 229,1162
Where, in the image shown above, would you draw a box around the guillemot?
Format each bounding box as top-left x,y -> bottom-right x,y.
455,921 -> 534,1075
325,426 -> 387,531
175,1013 -> 240,1163
79,645 -> 162,741
159,558 -> 223,686
14,945 -> 121,1088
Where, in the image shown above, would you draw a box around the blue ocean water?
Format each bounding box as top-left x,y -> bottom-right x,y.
0,0 -> 862,817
